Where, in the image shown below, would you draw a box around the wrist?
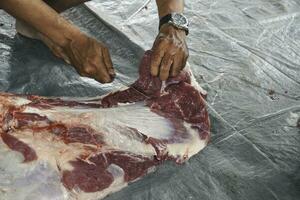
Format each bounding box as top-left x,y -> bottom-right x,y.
59,28 -> 85,49
159,23 -> 186,38
159,13 -> 189,35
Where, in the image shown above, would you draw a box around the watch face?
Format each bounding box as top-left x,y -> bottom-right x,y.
172,13 -> 188,26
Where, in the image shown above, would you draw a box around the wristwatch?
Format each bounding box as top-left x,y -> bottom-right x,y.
159,13 -> 189,35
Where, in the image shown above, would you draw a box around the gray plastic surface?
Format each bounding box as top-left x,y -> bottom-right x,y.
0,0 -> 299,199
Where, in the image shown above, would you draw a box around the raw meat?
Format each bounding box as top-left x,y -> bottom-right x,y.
0,50 -> 210,200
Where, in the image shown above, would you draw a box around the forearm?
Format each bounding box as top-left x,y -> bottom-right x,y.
155,0 -> 184,18
0,0 -> 80,47
44,0 -> 89,13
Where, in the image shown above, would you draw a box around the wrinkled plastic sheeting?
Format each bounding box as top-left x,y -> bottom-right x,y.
0,0 -> 299,199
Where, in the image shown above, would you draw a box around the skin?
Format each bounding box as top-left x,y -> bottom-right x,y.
0,0 -> 188,82
153,0 -> 188,81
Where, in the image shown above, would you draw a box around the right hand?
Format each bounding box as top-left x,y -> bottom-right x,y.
64,35 -> 115,83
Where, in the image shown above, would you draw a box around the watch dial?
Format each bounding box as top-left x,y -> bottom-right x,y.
173,13 -> 187,25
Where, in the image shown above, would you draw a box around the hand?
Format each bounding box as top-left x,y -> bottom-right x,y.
64,35 -> 116,83
150,24 -> 189,81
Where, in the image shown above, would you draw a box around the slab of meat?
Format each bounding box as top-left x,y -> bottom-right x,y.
0,50 -> 210,200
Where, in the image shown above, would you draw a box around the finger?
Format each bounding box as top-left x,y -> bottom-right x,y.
102,47 -> 115,79
171,53 -> 184,77
182,54 -> 189,70
182,47 -> 189,69
88,58 -> 111,83
58,49 -> 71,65
159,54 -> 173,81
152,33 -> 164,49
77,68 -> 88,77
150,44 -> 165,76
96,61 -> 112,83
83,65 -> 97,75
77,63 -> 96,78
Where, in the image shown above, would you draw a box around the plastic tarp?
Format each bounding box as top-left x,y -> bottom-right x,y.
0,0 -> 299,199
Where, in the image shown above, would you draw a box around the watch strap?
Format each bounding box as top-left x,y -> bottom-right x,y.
159,14 -> 172,30
159,13 -> 189,35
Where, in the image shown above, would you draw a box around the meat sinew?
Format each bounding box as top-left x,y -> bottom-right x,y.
0,50 -> 210,200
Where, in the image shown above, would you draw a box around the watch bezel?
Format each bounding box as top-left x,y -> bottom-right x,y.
169,13 -> 189,35
159,13 -> 190,35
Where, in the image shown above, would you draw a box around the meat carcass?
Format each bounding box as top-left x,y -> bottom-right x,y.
0,50 -> 210,200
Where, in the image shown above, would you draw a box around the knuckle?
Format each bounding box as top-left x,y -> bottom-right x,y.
169,48 -> 177,56
152,53 -> 160,60
159,37 -> 169,45
161,59 -> 169,66
161,64 -> 169,72
166,38 -> 175,46
151,54 -> 162,63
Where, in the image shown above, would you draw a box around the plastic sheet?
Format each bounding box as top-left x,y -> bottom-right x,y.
0,0 -> 300,199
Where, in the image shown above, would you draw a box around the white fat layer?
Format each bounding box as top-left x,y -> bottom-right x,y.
22,96 -> 207,160
186,63 -> 207,96
166,122 -> 208,161
24,103 -> 173,156
0,96 -> 30,114
0,137 -> 70,200
9,129 -> 84,171
0,133 -> 130,200
1,91 -> 209,200
13,97 -> 31,106
24,103 -> 173,139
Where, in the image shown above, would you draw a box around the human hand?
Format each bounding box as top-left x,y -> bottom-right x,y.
64,35 -> 115,83
150,24 -> 189,81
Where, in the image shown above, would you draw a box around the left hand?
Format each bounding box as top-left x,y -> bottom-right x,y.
150,24 -> 189,81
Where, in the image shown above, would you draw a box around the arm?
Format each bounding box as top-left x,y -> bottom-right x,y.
0,0 -> 76,47
151,0 -> 188,81
156,0 -> 184,17
0,0 -> 115,83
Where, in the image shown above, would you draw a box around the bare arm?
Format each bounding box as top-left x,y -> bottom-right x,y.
0,0 -> 77,47
151,0 -> 188,81
156,0 -> 184,17
0,0 -> 115,83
